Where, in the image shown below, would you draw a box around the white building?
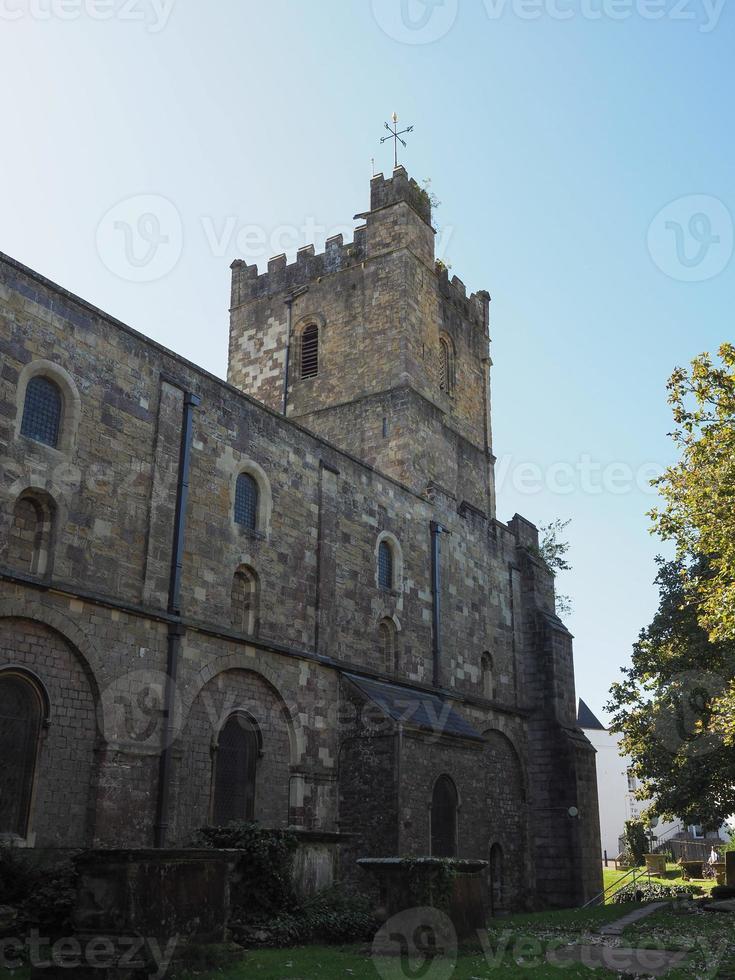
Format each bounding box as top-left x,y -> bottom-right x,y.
577,700 -> 727,861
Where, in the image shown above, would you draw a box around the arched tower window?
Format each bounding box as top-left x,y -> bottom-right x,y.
21,376 -> 63,448
439,336 -> 455,396
0,671 -> 46,838
378,540 -> 394,591
231,566 -> 260,636
378,618 -> 397,674
6,492 -> 55,577
234,473 -> 259,531
212,712 -> 260,826
482,652 -> 494,699
300,324 -> 319,379
431,774 -> 458,858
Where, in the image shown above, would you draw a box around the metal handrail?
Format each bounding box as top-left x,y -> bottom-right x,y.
583,865 -> 650,909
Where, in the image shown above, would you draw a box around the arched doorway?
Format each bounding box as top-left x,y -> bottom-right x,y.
431,774 -> 459,857
0,670 -> 46,839
211,712 -> 261,826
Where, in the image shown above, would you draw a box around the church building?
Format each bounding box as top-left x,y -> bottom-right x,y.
0,167 -> 602,910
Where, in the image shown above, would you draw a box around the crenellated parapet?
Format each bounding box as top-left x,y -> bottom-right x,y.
230,226 -> 367,308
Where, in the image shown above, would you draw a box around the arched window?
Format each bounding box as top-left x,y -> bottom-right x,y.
439,336 -> 455,396
379,618 -> 397,674
234,473 -> 259,531
482,652 -> 494,699
490,843 -> 505,913
431,775 -> 458,858
231,566 -> 259,636
212,712 -> 260,826
21,376 -> 63,448
300,324 -> 319,379
6,492 -> 55,577
378,540 -> 393,591
0,672 -> 45,838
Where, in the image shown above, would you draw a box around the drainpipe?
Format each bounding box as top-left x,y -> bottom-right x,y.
282,285 -> 309,416
154,386 -> 200,849
430,522 -> 450,689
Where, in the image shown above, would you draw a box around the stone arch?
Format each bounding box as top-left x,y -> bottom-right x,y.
177,664 -> 299,839
0,600 -> 104,703
190,656 -> 304,766
229,458 -> 273,538
0,612 -> 99,846
483,728 -> 528,913
15,359 -> 81,455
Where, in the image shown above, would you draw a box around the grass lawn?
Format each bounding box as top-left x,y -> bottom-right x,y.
167,905 -> 643,979
601,862 -> 718,900
3,901 -> 732,979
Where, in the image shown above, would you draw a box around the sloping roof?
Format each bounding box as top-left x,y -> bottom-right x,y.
343,673 -> 483,741
576,698 -> 606,730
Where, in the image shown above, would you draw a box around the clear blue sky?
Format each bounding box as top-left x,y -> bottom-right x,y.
2,1 -> 732,722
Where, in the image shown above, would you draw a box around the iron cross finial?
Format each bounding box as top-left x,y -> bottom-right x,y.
380,112 -> 414,170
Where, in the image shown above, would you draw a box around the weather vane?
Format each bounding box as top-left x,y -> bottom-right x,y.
381,112 -> 414,170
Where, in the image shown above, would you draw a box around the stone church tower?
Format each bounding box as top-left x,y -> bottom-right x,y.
229,167 -> 494,518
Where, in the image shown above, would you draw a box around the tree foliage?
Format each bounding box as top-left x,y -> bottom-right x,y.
606,557 -> 735,827
651,343 -> 735,652
538,518 -> 572,617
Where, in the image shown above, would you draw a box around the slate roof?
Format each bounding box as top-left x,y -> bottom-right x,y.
343,673 -> 483,741
576,698 -> 606,730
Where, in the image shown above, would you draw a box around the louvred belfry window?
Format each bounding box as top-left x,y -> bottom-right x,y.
300,324 -> 319,379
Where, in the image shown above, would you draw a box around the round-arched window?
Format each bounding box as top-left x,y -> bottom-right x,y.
234,473 -> 259,531
431,774 -> 458,857
21,376 -> 63,448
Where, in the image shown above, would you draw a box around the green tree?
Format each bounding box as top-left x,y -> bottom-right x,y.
651,343 -> 735,651
606,557 -> 735,828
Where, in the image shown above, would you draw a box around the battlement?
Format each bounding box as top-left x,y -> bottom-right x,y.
435,263 -> 490,331
369,166 -> 433,225
230,226 -> 367,308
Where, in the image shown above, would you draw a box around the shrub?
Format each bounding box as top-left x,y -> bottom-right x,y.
190,822 -> 299,917
231,889 -> 378,948
0,846 -> 78,936
610,881 -> 701,904
623,820 -> 648,867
